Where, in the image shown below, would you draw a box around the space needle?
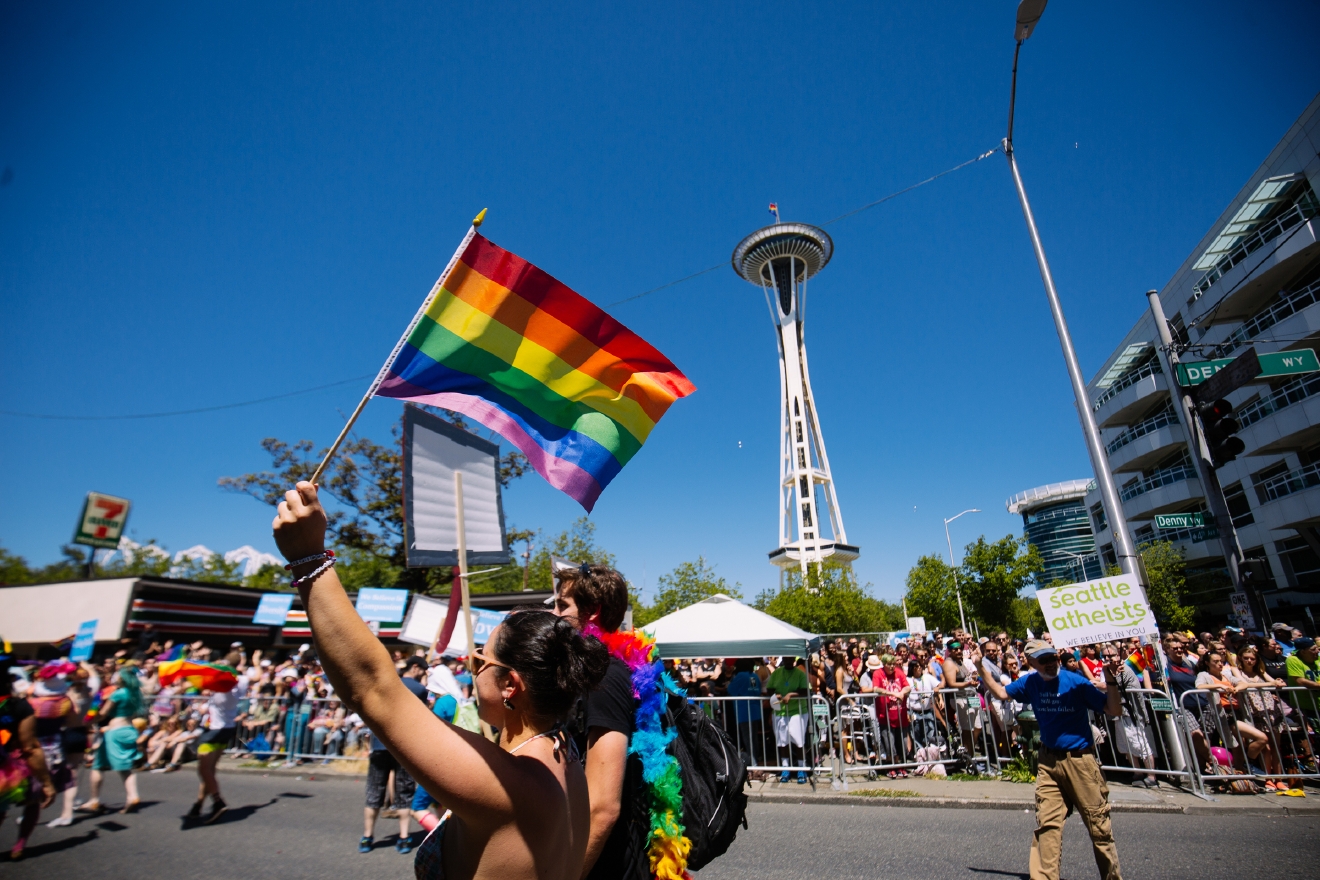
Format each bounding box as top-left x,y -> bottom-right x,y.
732,219 -> 858,581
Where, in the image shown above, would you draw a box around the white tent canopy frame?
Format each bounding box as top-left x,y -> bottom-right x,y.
642,594 -> 821,659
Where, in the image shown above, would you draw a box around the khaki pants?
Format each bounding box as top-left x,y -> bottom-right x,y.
1029,751 -> 1122,880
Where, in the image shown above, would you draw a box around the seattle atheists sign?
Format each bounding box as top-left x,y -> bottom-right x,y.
732,221 -> 858,580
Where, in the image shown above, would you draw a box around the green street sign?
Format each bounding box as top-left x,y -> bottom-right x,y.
1177,349 -> 1320,386
1155,512 -> 1204,529
1176,358 -> 1232,386
1261,348 -> 1320,377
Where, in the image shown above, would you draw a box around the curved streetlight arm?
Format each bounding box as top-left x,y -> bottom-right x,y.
943,508 -> 981,632
1007,0 -> 1047,147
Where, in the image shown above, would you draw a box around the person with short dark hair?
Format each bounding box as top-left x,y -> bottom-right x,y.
273,483 -> 610,880
1272,622 -> 1296,656
360,655 -> 429,854
552,563 -> 642,880
983,639 -> 1123,880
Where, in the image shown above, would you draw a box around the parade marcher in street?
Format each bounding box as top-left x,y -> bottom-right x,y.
83,665 -> 145,815
552,562 -> 645,880
361,655 -> 429,854
27,662 -> 83,828
186,651 -> 250,824
273,481 -> 609,880
982,639 -> 1123,880
1,651 -> 56,860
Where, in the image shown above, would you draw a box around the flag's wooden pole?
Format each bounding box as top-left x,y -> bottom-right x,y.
454,471 -> 478,670
454,470 -> 496,740
308,209 -> 487,485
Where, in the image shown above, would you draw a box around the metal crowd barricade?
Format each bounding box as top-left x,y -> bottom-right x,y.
829,687 -> 1007,783
140,691 -> 373,766
1088,688 -> 1195,790
934,687 -> 1009,773
1179,685 -> 1320,792
688,695 -> 829,780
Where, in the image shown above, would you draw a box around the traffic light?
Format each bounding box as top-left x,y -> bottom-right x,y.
1197,398 -> 1245,467
1240,557 -> 1271,587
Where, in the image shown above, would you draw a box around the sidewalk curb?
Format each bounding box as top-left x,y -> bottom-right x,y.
749,791 -> 1184,813
218,766 -> 1320,816
751,790 -> 1320,815
218,765 -> 367,782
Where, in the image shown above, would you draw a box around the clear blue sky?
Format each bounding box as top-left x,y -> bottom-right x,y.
3,1 -> 1318,602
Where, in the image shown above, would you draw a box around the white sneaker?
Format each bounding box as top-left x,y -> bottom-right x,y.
47,816 -> 73,828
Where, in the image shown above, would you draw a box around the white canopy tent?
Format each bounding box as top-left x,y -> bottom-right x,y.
642,594 -> 820,658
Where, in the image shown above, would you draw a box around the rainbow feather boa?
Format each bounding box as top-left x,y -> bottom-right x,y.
584,624 -> 692,880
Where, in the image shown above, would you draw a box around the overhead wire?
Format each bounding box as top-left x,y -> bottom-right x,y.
604,143 -> 1001,307
1187,218 -> 1314,331
1,374 -> 374,421
4,144 -> 1002,422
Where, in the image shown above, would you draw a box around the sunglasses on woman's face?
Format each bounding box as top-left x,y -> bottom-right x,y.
469,647 -> 508,678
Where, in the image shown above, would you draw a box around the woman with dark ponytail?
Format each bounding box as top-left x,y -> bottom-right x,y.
272,482 -> 609,880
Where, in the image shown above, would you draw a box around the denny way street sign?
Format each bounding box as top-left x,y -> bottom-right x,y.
1177,348 -> 1320,387
73,492 -> 131,550
1155,512 -> 1204,529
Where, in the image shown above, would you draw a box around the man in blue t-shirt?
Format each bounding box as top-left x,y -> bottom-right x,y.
983,639 -> 1123,880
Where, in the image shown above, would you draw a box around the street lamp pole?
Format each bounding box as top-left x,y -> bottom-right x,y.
1003,0 -> 1144,582
1058,549 -> 1097,583
944,508 -> 980,632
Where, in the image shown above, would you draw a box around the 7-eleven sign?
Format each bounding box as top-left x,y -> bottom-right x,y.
73,492 -> 132,550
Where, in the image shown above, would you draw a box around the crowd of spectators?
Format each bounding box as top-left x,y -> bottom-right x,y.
660,622 -> 1320,791
10,621 -> 1317,794
8,640 -> 480,779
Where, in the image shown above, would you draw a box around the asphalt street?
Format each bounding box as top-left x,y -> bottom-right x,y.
1,771 -> 1316,879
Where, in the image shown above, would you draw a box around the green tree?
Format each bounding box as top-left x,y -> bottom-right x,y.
754,560 -> 903,634
959,535 -> 1044,632
1008,596 -> 1046,638
1137,539 -> 1196,631
520,517 -> 618,595
903,554 -> 962,632
635,557 -> 741,628
220,406 -> 531,593
0,544 -> 96,585
0,540 -> 290,590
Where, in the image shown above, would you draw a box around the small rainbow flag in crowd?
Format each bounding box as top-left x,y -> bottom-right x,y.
158,659 -> 238,693
376,232 -> 695,511
1125,644 -> 1155,677
768,202 -> 780,222
157,644 -> 186,662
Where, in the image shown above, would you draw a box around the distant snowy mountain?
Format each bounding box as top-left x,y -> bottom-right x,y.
98,537 -> 282,579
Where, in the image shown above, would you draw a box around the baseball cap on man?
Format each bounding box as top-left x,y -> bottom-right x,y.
403,656 -> 428,671
1024,639 -> 1058,658
1295,636 -> 1316,651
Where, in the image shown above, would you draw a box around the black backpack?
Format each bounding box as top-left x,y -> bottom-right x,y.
605,690 -> 749,879
663,692 -> 748,870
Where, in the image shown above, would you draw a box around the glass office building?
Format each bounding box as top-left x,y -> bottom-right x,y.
1081,94 -> 1320,630
1007,481 -> 1103,585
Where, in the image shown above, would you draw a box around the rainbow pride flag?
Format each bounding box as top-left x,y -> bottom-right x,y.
376,233 -> 695,511
158,659 -> 238,693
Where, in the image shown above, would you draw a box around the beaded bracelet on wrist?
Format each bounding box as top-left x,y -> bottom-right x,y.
291,557 -> 337,589
284,549 -> 335,570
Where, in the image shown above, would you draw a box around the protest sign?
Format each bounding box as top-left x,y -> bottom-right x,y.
253,593 -> 295,626
398,594 -> 506,653
355,588 -> 409,623
1034,576 -> 1159,649
70,619 -> 98,662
